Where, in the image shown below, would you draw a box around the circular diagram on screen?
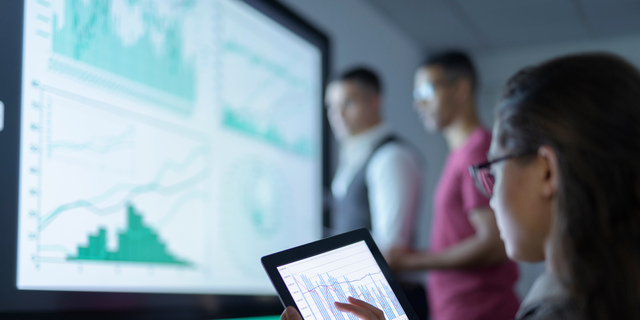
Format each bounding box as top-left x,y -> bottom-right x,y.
219,157 -> 291,279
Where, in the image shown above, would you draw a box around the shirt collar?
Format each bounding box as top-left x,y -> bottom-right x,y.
339,123 -> 392,163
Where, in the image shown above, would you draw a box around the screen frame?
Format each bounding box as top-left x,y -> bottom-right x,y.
261,228 -> 419,320
0,0 -> 331,318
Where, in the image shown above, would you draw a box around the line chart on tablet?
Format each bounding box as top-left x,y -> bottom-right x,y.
276,242 -> 408,320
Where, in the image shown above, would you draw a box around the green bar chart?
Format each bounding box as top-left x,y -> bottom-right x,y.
69,205 -> 190,266
17,0 -> 323,295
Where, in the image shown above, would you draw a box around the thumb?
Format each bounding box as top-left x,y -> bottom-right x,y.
282,306 -> 302,320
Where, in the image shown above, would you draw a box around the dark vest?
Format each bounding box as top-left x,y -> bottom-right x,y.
330,135 -> 400,235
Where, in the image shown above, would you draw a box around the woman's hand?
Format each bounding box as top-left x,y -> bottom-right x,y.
335,297 -> 385,320
280,296 -> 385,320
280,306 -> 302,320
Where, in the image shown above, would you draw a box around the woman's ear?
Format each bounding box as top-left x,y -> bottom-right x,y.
537,146 -> 559,198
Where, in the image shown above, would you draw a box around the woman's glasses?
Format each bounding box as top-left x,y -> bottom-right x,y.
469,153 -> 534,198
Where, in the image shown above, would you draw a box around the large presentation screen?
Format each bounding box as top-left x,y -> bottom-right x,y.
16,0 -> 324,295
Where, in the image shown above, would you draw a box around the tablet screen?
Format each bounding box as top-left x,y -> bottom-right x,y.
276,241 -> 409,320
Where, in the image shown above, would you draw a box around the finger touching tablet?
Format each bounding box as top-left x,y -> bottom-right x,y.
262,228 -> 418,320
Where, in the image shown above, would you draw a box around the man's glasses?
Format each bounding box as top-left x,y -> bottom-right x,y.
413,78 -> 458,102
469,153 -> 535,198
413,83 -> 435,101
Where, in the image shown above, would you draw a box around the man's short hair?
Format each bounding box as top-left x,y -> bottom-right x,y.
338,67 -> 382,95
424,50 -> 477,93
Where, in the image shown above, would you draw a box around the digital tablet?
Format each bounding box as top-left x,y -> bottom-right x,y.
261,228 -> 418,320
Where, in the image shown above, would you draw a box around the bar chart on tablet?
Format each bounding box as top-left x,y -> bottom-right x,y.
276,242 -> 408,320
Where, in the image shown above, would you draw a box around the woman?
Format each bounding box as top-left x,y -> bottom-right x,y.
281,53 -> 640,320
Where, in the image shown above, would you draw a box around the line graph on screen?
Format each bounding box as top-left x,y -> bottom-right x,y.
277,242 -> 408,320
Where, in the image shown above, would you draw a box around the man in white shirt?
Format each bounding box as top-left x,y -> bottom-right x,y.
325,67 -> 426,319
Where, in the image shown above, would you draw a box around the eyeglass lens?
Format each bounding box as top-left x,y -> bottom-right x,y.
413,83 -> 435,101
478,169 -> 495,196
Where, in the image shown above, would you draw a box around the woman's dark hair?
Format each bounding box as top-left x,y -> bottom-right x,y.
496,53 -> 640,319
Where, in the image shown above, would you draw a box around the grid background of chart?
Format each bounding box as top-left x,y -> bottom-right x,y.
277,242 -> 408,320
17,0 -> 322,294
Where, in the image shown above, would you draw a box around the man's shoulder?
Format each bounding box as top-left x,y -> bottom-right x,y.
372,137 -> 422,164
466,127 -> 492,150
366,137 -> 423,179
458,128 -> 492,164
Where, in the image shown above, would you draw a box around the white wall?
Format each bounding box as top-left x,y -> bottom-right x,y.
474,34 -> 640,128
472,33 -> 640,298
278,0 -> 449,250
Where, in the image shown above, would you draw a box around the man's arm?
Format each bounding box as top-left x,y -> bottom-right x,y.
389,206 -> 508,270
366,145 -> 422,252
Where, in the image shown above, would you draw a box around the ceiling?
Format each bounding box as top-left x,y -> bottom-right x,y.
362,0 -> 640,52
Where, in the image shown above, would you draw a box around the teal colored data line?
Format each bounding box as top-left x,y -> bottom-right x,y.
52,0 -> 196,102
219,0 -> 303,67
222,107 -> 313,157
149,146 -> 209,182
51,146 -> 206,207
151,190 -> 208,229
39,172 -> 208,229
223,40 -> 309,91
236,75 -> 308,118
221,39 -> 315,157
49,127 -> 134,154
38,244 -> 74,255
48,58 -> 193,115
40,192 -> 206,258
40,83 -> 208,142
238,76 -> 277,109
39,146 -> 209,228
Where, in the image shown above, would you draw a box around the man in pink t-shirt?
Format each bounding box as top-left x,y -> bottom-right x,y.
388,51 -> 519,320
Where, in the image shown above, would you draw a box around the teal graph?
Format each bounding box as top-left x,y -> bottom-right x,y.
224,40 -> 308,89
39,146 -> 209,229
49,127 -> 134,154
222,106 -> 314,157
69,204 -> 190,265
218,0 -> 318,158
51,0 -> 196,102
220,41 -> 315,157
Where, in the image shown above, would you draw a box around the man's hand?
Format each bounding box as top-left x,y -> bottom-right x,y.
385,247 -> 409,271
386,247 -> 435,271
386,207 -> 508,271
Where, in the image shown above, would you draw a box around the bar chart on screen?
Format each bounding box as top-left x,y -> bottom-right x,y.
277,241 -> 408,320
17,0 -> 322,294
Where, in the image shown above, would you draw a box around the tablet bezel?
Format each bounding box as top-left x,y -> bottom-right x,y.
261,228 -> 419,320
